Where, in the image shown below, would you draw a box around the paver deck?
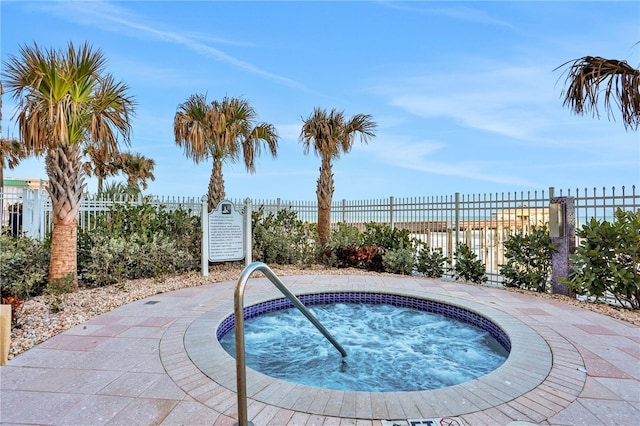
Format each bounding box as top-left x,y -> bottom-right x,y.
1,274 -> 639,425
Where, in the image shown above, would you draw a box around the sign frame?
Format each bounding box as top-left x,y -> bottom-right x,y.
201,197 -> 252,276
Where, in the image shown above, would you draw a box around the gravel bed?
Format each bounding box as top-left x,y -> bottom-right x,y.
7,264 -> 639,360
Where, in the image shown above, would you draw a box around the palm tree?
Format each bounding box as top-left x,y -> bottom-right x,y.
3,41 -> 135,289
1,82 -> 28,215
174,94 -> 279,211
100,180 -> 140,200
0,137 -> 26,188
82,145 -> 120,195
300,107 -> 377,246
117,151 -> 155,192
556,56 -> 640,130
0,136 -> 27,224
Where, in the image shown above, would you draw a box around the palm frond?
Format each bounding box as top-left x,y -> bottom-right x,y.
557,56 -> 640,130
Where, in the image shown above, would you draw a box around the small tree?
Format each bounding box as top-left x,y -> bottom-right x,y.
416,244 -> 447,278
566,209 -> 639,309
453,242 -> 486,284
500,226 -> 557,292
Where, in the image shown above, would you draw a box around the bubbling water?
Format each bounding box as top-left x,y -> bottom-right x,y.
219,302 -> 508,392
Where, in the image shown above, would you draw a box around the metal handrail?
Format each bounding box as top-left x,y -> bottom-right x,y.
233,262 -> 347,426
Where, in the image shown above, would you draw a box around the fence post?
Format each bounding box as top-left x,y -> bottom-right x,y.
549,195 -> 575,296
342,199 -> 346,223
454,192 -> 460,246
22,188 -> 32,236
32,188 -> 42,239
201,195 -> 209,277
390,196 -> 394,230
39,185 -> 48,239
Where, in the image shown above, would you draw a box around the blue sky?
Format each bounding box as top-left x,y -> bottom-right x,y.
1,1 -> 639,201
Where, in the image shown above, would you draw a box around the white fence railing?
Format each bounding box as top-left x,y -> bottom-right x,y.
1,185 -> 637,284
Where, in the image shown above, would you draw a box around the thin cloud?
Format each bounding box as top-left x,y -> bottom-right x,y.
274,123 -> 303,142
227,169 -> 317,179
516,160 -> 640,171
373,64 -> 559,141
37,0 -> 306,90
182,31 -> 258,48
363,137 -> 536,187
379,1 -> 516,30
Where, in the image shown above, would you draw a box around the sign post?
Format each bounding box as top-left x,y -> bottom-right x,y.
243,198 -> 252,267
202,198 -> 252,276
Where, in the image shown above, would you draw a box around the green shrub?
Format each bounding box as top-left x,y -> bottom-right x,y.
383,248 -> 415,275
323,224 -> 363,267
325,223 -> 419,273
362,222 -> 412,251
566,209 -> 639,309
453,242 -> 486,284
416,244 -> 447,278
251,207 -> 318,265
77,228 -> 97,273
163,207 -> 201,262
129,235 -> 195,278
0,231 -> 49,298
81,236 -> 129,287
326,223 -> 363,249
81,234 -> 196,287
78,201 -> 201,286
500,226 -> 556,292
90,201 -> 200,250
95,201 -> 166,240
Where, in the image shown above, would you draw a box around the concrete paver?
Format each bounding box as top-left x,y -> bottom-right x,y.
1,274 -> 639,425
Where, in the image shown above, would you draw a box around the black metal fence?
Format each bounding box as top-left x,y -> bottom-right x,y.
2,185 -> 637,285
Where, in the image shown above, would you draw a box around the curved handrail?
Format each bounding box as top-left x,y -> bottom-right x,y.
233,261 -> 346,426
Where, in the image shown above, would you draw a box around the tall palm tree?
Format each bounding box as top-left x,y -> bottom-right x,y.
118,151 -> 155,191
3,41 -> 135,289
300,107 -> 377,246
557,56 -> 640,130
174,94 -> 279,211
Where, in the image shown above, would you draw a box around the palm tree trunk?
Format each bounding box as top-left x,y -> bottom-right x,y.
316,156 -> 334,246
48,219 -> 78,290
45,145 -> 85,290
208,158 -> 225,212
0,154 -> 4,186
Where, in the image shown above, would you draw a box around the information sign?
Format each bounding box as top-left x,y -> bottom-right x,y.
208,200 -> 245,262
